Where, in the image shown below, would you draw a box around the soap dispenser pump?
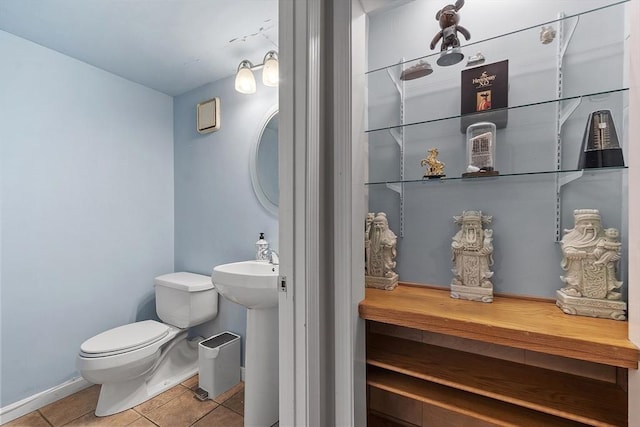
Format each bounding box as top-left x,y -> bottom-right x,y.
256,232 -> 269,261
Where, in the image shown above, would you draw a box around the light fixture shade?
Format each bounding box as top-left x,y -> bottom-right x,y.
262,51 -> 279,87
235,60 -> 256,94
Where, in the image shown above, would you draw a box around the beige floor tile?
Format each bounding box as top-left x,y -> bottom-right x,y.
144,389 -> 218,427
180,374 -> 199,391
40,385 -> 100,426
133,384 -> 188,416
3,411 -> 52,427
192,405 -> 243,427
222,390 -> 244,416
126,418 -> 158,427
212,382 -> 244,405
61,409 -> 140,426
5,380 -> 251,427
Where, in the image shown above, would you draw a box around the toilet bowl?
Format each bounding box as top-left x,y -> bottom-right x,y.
77,272 -> 218,416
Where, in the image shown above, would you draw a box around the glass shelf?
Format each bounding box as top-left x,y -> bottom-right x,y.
365,0 -> 629,76
367,88 -> 628,183
366,0 -> 628,133
365,88 -> 628,134
365,166 -> 627,186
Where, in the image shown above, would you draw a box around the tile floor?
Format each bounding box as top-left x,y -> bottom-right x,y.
5,375 -> 277,427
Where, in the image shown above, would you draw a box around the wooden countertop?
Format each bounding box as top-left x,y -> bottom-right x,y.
359,284 -> 639,369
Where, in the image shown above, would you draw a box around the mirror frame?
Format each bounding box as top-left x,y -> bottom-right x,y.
250,104 -> 279,216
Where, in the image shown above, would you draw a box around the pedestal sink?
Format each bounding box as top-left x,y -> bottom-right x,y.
212,261 -> 278,426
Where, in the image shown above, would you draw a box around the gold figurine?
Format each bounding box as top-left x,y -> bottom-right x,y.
421,148 -> 446,178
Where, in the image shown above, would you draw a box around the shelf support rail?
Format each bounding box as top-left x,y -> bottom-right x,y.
386,60 -> 405,237
554,12 -> 580,241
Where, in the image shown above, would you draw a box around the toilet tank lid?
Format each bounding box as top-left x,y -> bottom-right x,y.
154,272 -> 214,292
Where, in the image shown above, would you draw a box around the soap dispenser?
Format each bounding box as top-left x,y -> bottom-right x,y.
256,233 -> 269,261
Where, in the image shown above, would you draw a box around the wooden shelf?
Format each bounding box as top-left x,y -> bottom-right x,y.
359,284 -> 639,369
368,367 -> 585,427
368,410 -> 420,427
368,333 -> 626,426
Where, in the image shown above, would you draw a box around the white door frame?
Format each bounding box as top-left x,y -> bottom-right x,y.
279,0 -> 366,425
278,0 -> 322,425
333,0 -> 368,426
626,1 -> 639,425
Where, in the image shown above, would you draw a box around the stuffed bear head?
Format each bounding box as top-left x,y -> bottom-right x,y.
436,0 -> 464,29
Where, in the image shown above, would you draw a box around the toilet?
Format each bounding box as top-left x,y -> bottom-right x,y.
77,272 -> 218,416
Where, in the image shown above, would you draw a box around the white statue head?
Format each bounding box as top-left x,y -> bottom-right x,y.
605,228 -> 619,239
373,212 -> 389,230
454,210 -> 491,228
572,209 -> 602,241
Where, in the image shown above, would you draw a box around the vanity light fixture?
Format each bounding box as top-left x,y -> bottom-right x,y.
261,51 -> 279,87
235,60 -> 257,94
234,50 -> 279,94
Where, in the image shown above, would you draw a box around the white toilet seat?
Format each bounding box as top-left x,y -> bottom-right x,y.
80,320 -> 171,358
77,321 -> 182,385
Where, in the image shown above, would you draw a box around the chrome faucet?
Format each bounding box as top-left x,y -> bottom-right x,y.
259,247 -> 279,265
268,249 -> 279,265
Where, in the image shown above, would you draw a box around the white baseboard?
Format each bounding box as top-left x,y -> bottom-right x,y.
0,377 -> 91,425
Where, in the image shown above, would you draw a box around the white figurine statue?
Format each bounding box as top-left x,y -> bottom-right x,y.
365,212 -> 399,290
450,210 -> 494,302
364,212 -> 375,276
557,209 -> 626,320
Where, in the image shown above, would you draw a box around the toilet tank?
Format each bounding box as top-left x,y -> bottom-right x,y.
154,272 -> 218,328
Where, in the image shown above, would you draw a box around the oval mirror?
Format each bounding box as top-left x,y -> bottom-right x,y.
250,107 -> 279,216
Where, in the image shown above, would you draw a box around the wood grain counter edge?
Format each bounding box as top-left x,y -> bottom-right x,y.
359,283 -> 639,369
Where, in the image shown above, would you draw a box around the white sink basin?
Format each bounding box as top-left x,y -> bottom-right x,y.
212,261 -> 279,309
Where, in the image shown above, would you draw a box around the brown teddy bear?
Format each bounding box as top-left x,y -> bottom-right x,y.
430,0 -> 471,52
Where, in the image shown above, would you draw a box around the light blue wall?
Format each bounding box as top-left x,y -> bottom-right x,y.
0,31 -> 175,407
173,77 -> 278,358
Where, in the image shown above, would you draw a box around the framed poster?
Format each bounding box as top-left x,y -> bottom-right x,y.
460,60 -> 509,132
